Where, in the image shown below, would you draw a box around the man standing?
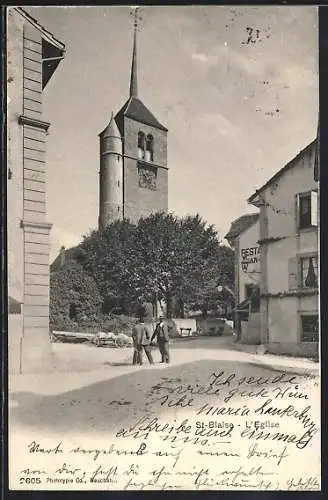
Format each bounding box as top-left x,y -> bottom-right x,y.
152,316 -> 170,363
132,307 -> 154,366
132,325 -> 141,365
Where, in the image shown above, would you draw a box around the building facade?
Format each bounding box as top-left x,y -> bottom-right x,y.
248,139 -> 319,357
98,11 -> 168,229
225,214 -> 260,342
7,7 -> 65,373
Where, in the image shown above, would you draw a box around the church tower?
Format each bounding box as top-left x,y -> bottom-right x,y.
98,112 -> 123,230
98,8 -> 168,229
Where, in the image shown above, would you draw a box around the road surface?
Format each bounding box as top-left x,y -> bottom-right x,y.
8,334 -> 320,491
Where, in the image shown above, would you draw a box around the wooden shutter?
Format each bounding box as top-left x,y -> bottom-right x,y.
311,191 -> 318,227
288,257 -> 298,290
295,194 -> 300,231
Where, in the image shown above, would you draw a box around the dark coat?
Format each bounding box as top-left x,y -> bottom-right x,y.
132,322 -> 152,346
152,321 -> 170,343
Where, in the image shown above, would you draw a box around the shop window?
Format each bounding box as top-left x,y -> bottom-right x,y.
300,255 -> 318,289
297,191 -> 318,229
245,284 -> 260,312
301,314 -> 319,342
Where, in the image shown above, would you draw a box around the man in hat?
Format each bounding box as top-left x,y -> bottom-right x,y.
151,316 -> 170,363
132,306 -> 154,365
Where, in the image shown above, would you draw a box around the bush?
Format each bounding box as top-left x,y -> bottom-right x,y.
99,314 -> 137,336
50,261 -> 102,332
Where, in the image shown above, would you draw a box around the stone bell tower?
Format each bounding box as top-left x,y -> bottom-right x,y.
98,7 -> 168,228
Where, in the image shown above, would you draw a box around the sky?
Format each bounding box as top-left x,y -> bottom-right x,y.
23,6 -> 318,261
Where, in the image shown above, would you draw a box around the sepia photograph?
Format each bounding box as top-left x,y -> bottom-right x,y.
7,5 -> 320,491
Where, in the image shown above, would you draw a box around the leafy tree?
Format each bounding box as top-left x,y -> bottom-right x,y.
80,220 -> 137,314
179,242 -> 235,318
122,212 -> 228,318
50,213 -> 235,327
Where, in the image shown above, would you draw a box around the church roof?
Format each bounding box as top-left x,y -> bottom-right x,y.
115,96 -> 168,132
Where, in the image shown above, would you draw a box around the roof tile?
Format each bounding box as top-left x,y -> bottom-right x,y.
115,97 -> 167,133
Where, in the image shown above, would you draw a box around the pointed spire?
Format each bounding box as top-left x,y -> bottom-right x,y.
129,7 -> 139,98
100,112 -> 121,139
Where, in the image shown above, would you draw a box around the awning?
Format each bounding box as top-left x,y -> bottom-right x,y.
233,297 -> 251,313
16,8 -> 66,89
42,38 -> 65,89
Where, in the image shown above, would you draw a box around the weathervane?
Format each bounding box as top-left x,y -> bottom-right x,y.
129,6 -> 143,32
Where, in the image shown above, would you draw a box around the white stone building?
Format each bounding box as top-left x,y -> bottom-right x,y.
248,139 -> 319,357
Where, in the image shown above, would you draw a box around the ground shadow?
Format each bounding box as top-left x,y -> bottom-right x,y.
105,361 -> 132,367
171,335 -> 234,349
9,358 -> 296,435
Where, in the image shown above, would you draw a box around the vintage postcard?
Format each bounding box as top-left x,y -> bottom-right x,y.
7,5 -> 320,491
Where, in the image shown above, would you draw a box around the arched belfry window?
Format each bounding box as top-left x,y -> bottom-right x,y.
137,131 -> 145,159
145,134 -> 154,162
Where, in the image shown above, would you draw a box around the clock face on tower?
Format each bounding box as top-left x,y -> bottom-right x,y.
138,165 -> 157,191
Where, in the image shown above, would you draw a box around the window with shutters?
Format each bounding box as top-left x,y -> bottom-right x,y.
288,257 -> 298,290
300,255 -> 318,289
296,191 -> 318,230
300,314 -> 319,342
288,254 -> 319,291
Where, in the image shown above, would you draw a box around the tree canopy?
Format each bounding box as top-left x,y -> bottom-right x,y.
51,212 -> 234,324
78,212 -> 233,318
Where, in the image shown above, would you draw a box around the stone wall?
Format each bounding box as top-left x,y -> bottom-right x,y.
7,8 -> 24,306
266,341 -> 318,358
237,219 -> 260,304
123,117 -> 168,223
7,10 -> 57,373
258,142 -> 319,357
21,22 -> 54,373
